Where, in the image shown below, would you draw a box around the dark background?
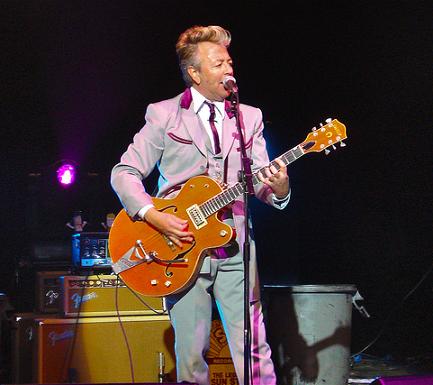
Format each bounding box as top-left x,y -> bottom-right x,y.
1,0 -> 432,361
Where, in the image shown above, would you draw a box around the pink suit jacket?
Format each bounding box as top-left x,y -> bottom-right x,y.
111,88 -> 288,300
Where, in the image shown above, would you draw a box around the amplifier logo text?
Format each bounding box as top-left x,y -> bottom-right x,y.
71,292 -> 98,308
48,330 -> 74,346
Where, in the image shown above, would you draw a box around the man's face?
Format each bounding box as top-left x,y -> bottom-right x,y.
189,41 -> 234,102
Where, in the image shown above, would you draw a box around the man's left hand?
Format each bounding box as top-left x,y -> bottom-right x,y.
257,158 -> 289,198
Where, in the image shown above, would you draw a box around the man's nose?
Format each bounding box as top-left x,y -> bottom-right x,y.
224,62 -> 233,73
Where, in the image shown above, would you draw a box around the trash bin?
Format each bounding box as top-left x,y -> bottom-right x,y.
265,284 -> 357,385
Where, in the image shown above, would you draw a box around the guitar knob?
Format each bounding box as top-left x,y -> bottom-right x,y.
220,230 -> 228,237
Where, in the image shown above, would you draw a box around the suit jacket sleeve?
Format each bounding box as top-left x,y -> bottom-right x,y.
110,103 -> 165,217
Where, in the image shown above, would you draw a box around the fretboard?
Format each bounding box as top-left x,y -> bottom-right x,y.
199,145 -> 304,217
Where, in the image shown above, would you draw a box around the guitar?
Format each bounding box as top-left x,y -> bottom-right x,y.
108,118 -> 347,297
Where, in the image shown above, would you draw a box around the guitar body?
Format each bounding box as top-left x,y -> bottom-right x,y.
108,175 -> 234,297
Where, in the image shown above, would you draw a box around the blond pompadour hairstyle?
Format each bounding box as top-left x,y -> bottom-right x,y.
176,25 -> 231,86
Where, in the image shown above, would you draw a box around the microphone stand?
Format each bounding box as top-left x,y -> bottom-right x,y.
229,89 -> 254,385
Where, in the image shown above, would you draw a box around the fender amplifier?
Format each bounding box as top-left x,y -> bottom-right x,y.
35,315 -> 176,383
60,275 -> 166,317
35,271 -> 70,313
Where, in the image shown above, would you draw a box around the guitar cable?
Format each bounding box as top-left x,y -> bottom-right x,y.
114,274 -> 136,383
120,276 -> 168,315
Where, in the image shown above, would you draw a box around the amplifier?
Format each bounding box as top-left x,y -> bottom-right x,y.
14,314 -> 176,383
60,275 -> 166,317
10,312 -> 59,383
35,271 -> 70,313
71,232 -> 111,269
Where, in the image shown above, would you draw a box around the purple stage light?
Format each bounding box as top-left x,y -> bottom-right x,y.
56,163 -> 76,186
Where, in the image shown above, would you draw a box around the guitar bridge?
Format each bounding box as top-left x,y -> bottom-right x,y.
186,204 -> 207,230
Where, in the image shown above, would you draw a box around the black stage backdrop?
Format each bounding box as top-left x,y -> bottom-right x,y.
1,0 -> 432,360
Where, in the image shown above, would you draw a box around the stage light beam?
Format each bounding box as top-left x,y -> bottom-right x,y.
56,163 -> 76,187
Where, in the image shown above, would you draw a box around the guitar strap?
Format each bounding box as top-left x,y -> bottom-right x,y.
160,184 -> 183,198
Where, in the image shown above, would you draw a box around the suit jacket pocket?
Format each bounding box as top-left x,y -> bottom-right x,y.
168,132 -> 193,145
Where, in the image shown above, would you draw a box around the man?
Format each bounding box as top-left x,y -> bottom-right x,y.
111,25 -> 290,385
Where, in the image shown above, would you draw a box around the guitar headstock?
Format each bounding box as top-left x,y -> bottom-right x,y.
301,118 -> 347,155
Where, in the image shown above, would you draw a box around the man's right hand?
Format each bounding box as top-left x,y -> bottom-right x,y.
144,207 -> 194,248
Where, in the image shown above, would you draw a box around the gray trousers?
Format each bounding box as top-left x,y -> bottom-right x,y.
166,253 -> 276,385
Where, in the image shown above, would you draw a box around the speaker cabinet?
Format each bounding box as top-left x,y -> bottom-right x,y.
11,313 -> 58,384
371,375 -> 433,384
35,315 -> 175,383
11,313 -> 36,384
12,313 -> 175,384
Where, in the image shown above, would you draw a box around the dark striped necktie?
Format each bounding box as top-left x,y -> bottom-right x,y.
205,101 -> 221,154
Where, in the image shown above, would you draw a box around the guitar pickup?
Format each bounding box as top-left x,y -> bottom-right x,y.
186,204 -> 207,230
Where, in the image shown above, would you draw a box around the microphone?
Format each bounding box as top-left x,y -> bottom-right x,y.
223,75 -> 238,93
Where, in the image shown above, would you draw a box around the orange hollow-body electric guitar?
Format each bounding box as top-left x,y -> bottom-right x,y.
108,119 -> 347,297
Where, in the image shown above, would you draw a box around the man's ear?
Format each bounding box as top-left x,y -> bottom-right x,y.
187,66 -> 201,85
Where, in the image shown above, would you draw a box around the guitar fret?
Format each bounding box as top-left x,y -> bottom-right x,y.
283,151 -> 295,163
294,147 -> 303,159
202,204 -> 210,217
216,195 -> 224,208
213,197 -> 221,210
222,192 -> 230,205
209,199 -> 216,213
228,188 -> 237,200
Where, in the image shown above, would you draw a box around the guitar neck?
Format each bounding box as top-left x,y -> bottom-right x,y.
199,145 -> 304,218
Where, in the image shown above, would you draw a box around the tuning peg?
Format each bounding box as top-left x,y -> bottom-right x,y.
332,145 -> 337,150
340,141 -> 346,147
325,148 -> 330,155
325,118 -> 332,123
319,123 -> 323,127
312,126 -> 317,131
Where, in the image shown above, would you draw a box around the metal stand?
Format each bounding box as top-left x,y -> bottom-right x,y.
229,90 -> 254,385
